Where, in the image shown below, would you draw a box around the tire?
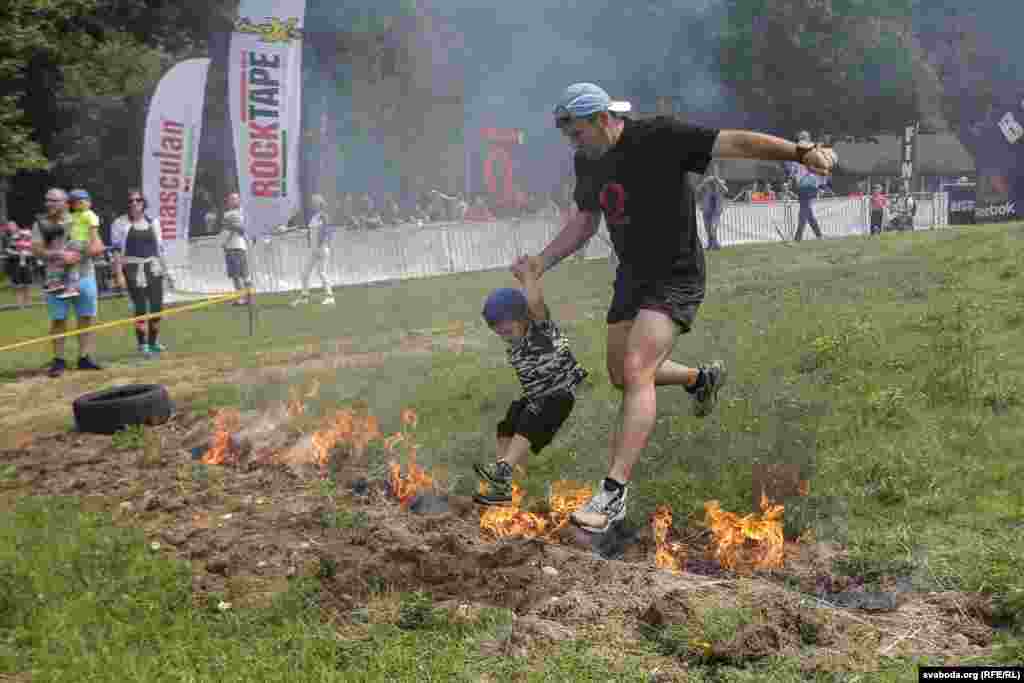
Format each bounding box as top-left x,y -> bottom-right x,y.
72,384 -> 175,435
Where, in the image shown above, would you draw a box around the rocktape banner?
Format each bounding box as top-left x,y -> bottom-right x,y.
142,57 -> 210,265
229,1 -> 306,237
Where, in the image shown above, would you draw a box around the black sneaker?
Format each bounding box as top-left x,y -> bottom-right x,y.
47,357 -> 66,378
693,360 -> 726,418
472,462 -> 514,506
77,355 -> 103,371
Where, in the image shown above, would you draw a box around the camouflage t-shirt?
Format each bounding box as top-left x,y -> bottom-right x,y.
506,318 -> 588,402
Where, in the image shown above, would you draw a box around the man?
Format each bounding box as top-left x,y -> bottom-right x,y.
513,83 -> 836,533
786,131 -> 825,241
31,188 -> 105,377
696,162 -> 728,250
291,194 -> 336,306
220,192 -> 249,306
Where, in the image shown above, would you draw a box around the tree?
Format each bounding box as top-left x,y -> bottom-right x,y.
716,0 -> 921,136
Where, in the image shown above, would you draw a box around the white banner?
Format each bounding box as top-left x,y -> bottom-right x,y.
228,2 -> 306,238
142,57 -> 210,266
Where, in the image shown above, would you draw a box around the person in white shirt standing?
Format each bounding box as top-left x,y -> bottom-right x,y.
291,194 -> 336,306
220,192 -> 249,306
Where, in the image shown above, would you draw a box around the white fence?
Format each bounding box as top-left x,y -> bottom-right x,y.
170,194 -> 949,295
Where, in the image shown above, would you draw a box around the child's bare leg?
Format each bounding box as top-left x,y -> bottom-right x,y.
501,434 -> 532,475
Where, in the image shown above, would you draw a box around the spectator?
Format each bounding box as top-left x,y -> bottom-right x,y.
786,131 -> 824,241
291,194 -> 335,307
31,188 -> 105,377
464,195 -> 496,222
427,190 -> 449,222
869,184 -> 889,235
110,190 -> 170,355
381,196 -> 403,226
3,221 -> 34,308
696,162 -> 728,250
220,192 -> 249,306
453,193 -> 469,222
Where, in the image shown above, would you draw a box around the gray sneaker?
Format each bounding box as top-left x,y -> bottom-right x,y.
693,360 -> 726,418
473,462 -> 513,506
570,485 -> 628,534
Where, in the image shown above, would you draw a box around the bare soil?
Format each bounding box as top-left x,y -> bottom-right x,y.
0,402 -> 999,674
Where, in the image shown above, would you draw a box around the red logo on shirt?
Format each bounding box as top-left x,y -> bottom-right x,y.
599,182 -> 630,226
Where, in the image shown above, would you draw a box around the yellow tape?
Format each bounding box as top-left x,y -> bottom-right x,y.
0,289 -> 254,355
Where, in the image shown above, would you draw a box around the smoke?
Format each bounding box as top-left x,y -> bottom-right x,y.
299,0 -> 737,197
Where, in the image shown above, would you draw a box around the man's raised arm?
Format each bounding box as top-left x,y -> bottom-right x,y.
537,209 -> 601,274
712,130 -> 836,176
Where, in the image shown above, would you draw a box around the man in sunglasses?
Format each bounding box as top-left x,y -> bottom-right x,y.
513,83 -> 837,534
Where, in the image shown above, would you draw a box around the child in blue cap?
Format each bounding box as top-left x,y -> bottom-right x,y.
474,257 -> 588,506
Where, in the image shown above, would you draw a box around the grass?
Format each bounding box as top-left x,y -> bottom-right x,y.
2,221 -> 1024,679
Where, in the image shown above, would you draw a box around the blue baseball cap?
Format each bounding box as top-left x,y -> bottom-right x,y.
553,83 -> 632,126
69,189 -> 90,202
482,288 -> 529,326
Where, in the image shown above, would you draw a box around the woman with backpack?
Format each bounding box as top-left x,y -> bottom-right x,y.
110,190 -> 170,356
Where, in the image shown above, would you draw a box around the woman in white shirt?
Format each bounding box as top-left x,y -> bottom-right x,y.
110,190 -> 170,355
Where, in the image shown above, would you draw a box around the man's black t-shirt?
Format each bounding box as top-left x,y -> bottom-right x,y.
574,116 -> 719,286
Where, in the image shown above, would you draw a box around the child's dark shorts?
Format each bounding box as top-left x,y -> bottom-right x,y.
497,390 -> 576,454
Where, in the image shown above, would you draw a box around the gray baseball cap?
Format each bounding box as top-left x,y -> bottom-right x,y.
554,83 -> 632,126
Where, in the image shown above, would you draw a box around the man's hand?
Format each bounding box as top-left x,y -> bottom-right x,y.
62,250 -> 81,266
803,146 -> 838,176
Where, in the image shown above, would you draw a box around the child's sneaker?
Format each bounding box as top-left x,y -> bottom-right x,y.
148,342 -> 167,354
56,287 -> 79,299
138,343 -> 150,355
570,484 -> 628,534
290,294 -> 310,307
320,296 -> 335,306
43,281 -> 64,294
473,461 -> 514,506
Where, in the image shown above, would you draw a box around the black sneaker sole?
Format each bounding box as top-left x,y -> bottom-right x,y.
473,493 -> 514,507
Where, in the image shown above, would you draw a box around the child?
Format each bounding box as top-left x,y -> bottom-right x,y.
43,188 -> 97,297
473,257 -> 588,506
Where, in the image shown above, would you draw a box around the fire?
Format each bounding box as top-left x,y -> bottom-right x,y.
202,408 -> 241,465
478,480 -> 591,541
310,409 -> 381,477
651,505 -> 686,573
703,494 -> 785,573
388,453 -> 433,506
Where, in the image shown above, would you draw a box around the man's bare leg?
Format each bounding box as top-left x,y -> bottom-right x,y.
607,320 -> 697,389
573,311 -> 679,529
78,316 -> 95,358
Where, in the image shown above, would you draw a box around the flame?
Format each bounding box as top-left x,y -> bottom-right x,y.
478,480 -> 591,541
308,409 -> 382,477
388,452 -> 433,506
201,408 -> 241,465
651,505 -> 686,573
703,494 -> 785,572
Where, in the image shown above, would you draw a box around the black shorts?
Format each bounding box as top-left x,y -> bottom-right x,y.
496,391 -> 576,454
5,258 -> 34,287
225,249 -> 249,279
607,272 -> 703,332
